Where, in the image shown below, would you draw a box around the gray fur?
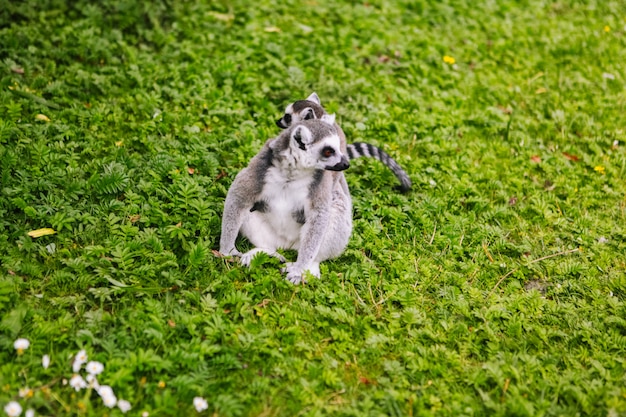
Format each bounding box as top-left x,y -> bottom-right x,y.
276,93 -> 412,192
219,119 -> 352,284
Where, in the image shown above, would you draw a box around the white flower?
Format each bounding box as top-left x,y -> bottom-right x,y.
193,397 -> 208,412
72,350 -> 88,372
97,385 -> 114,399
18,387 -> 33,398
42,354 -> 50,369
86,374 -> 100,389
14,338 -> 30,353
25,410 -> 34,417
141,412 -> 149,417
69,374 -> 87,391
117,400 -> 131,413
86,361 -> 104,375
102,394 -> 117,408
4,401 -> 22,417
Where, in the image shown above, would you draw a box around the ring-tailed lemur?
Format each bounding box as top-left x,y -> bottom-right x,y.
276,93 -> 412,192
219,115 -> 352,284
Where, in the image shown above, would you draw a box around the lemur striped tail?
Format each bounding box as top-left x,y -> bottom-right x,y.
346,142 -> 412,192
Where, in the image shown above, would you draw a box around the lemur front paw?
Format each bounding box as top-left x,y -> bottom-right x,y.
283,262 -> 320,285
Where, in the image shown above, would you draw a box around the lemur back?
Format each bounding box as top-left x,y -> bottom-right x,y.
220,117 -> 352,284
276,93 -> 412,192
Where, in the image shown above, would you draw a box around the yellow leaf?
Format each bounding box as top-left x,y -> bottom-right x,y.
535,87 -> 547,94
35,114 -> 51,122
208,11 -> 234,22
27,228 -> 56,238
115,141 -> 123,147
264,26 -> 281,32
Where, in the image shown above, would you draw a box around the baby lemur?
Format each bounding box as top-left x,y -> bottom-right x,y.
219,115 -> 352,284
276,93 -> 412,192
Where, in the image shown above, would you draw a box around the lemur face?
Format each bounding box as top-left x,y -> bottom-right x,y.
276,92 -> 325,129
286,121 -> 349,172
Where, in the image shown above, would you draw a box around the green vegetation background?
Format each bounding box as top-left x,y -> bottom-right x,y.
1,0 -> 625,415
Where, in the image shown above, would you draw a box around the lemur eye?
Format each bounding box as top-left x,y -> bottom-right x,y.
322,147 -> 335,158
304,109 -> 314,120
284,114 -> 292,124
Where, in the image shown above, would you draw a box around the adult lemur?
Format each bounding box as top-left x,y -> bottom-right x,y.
276,93 -> 412,192
219,115 -> 352,284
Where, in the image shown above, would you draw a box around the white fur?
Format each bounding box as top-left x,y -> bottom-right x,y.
306,92 -> 321,104
240,166 -> 312,251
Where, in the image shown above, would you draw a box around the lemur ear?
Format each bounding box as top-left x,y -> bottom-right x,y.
321,113 -> 336,125
306,92 -> 321,105
303,107 -> 316,121
292,125 -> 313,150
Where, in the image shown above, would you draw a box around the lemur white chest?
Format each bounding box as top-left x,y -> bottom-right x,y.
253,166 -> 313,246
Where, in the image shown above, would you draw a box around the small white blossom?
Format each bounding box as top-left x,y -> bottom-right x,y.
4,401 -> 22,417
72,350 -> 88,372
14,338 -> 30,352
141,412 -> 149,417
42,354 -> 50,369
193,397 -> 208,412
117,400 -> 131,413
86,374 -> 100,389
102,395 -> 117,408
97,385 -> 115,399
597,236 -> 608,244
69,374 -> 87,391
18,388 -> 33,398
86,361 -> 104,375
25,410 -> 34,417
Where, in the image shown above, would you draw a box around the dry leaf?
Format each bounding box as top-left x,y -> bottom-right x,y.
11,67 -> 25,75
129,214 -> 141,223
187,167 -> 196,175
28,228 -> 56,238
257,299 -> 271,308
359,376 -> 376,385
208,11 -> 234,22
562,152 -> 580,161
530,155 -> 541,163
498,105 -> 512,115
167,320 -> 176,328
35,114 -> 51,122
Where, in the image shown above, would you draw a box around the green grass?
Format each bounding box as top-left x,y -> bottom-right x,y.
1,0 -> 626,415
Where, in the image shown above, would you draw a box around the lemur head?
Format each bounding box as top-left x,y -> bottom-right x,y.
271,117 -> 349,172
276,92 -> 327,129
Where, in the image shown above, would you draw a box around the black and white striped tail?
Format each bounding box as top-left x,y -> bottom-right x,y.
346,142 -> 412,192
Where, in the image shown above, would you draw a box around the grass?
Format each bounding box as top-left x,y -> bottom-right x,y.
1,0 -> 625,415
